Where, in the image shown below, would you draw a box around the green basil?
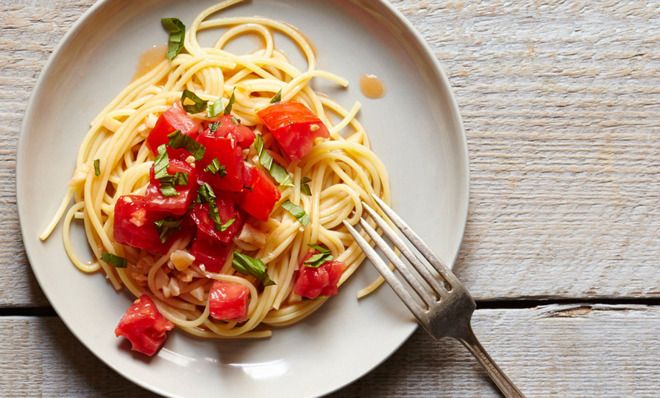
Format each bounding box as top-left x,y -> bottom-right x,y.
161,18 -> 185,60
167,130 -> 205,160
281,200 -> 309,226
232,252 -> 276,286
101,252 -> 127,268
181,89 -> 207,114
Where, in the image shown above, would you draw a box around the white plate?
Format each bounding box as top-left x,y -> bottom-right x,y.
17,1 -> 468,396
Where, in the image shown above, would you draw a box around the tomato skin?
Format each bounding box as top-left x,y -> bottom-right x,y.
147,102 -> 201,158
293,253 -> 346,299
189,197 -> 243,244
239,165 -> 281,221
190,237 -> 232,273
208,280 -> 250,321
257,102 -> 329,160
113,195 -> 168,254
114,295 -> 174,357
196,132 -> 244,192
204,115 -> 255,149
145,159 -> 197,216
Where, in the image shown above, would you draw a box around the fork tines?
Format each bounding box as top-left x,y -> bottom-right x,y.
343,194 -> 461,319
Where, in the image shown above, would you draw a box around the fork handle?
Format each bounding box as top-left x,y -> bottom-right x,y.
456,325 -> 526,398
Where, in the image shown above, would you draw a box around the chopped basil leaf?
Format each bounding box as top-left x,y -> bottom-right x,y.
223,89 -> 236,115
270,89 -> 282,104
219,217 -> 235,232
161,18 -> 185,60
231,116 -> 241,125
101,252 -> 127,268
281,200 -> 309,226
204,158 -> 227,176
207,98 -> 223,118
181,89 -> 207,114
197,182 -> 227,231
253,135 -> 293,186
198,182 -> 216,203
167,130 -> 205,160
159,184 -> 178,197
308,243 -> 331,254
153,145 -> 183,197
300,176 -> 312,195
232,252 -> 276,286
154,144 -> 170,180
93,159 -> 100,177
209,121 -> 220,133
304,244 -> 334,268
154,217 -> 182,243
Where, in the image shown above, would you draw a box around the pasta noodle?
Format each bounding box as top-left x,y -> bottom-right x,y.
40,0 -> 390,339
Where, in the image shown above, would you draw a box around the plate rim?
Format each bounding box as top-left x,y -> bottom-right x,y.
16,0 -> 469,396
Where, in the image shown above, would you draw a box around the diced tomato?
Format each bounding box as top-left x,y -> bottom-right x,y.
208,280 -> 250,322
189,197 -> 243,244
113,195 -> 167,254
145,159 -> 197,216
190,237 -> 232,273
293,253 -> 346,299
147,102 -> 201,158
196,131 -> 244,192
204,115 -> 255,148
239,165 -> 281,221
257,102 -> 329,160
114,295 -> 174,357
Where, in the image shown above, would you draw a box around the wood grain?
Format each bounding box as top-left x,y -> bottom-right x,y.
1,1 -> 657,307
0,305 -> 657,397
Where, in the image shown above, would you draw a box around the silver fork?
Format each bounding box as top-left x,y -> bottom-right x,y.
343,194 -> 525,398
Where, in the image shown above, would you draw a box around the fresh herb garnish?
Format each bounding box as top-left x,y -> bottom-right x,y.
209,121 -> 220,132
218,217 -> 235,232
181,89 -> 207,114
161,18 -> 185,60
270,89 -> 282,104
207,98 -> 223,118
154,145 -> 188,197
197,182 -> 232,231
167,130 -> 205,160
173,171 -> 189,186
224,89 -> 236,115
101,252 -> 127,268
300,176 -> 312,195
232,252 -> 276,286
154,217 -> 182,243
281,200 -> 309,226
253,135 -> 293,186
304,244 -> 334,268
93,159 -> 100,177
204,158 -> 227,176
154,144 -> 171,180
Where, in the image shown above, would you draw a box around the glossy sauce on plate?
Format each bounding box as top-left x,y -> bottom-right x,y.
359,74 -> 385,98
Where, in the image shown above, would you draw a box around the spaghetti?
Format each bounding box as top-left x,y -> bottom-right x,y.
40,0 -> 390,341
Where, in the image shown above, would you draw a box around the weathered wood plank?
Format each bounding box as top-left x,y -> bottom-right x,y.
0,305 -> 657,397
0,0 -> 658,306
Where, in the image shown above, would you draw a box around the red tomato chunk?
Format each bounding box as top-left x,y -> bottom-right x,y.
294,255 -> 346,299
257,102 -> 329,160
205,115 -> 255,149
114,195 -> 174,255
239,165 -> 281,221
147,102 -> 201,158
209,280 -> 250,322
115,295 -> 174,357
189,198 -> 243,245
190,237 -> 232,273
196,131 -> 244,192
145,159 -> 197,216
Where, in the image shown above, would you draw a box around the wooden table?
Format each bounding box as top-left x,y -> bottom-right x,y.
1,1 -> 658,396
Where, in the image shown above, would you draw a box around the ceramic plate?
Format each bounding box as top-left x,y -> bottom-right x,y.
17,0 -> 468,396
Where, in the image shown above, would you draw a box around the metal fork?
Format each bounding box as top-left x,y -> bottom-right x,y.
343,194 -> 525,398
